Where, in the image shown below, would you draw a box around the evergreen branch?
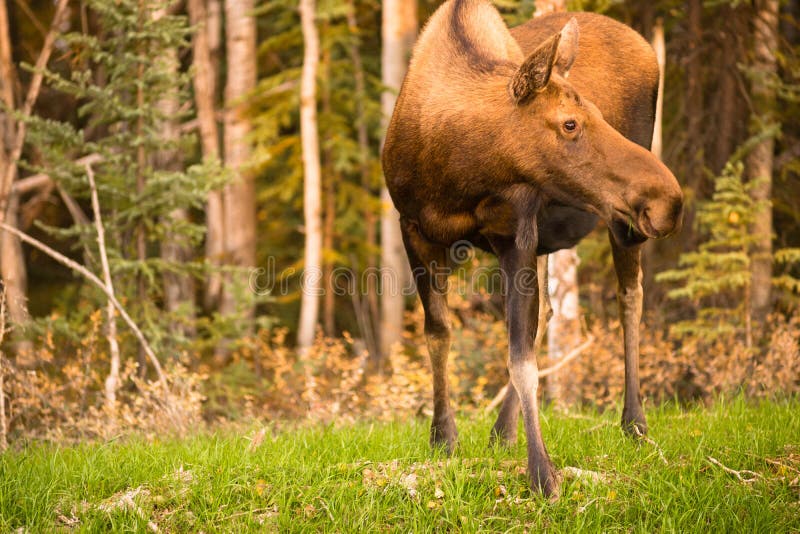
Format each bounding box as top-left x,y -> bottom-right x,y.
13,154 -> 103,194
0,221 -> 169,396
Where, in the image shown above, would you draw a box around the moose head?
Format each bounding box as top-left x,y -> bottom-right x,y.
506,18 -> 683,246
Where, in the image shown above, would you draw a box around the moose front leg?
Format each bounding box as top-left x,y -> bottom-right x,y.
609,231 -> 647,436
493,237 -> 558,497
400,219 -> 457,452
490,255 -> 550,447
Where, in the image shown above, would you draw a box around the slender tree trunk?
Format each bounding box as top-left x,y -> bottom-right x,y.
0,0 -> 28,342
685,0 -> 704,195
712,5 -> 743,174
156,5 -> 195,337
651,19 -> 665,161
135,1 -> 148,374
297,0 -> 322,354
219,0 -> 257,341
347,1 -> 379,361
379,0 -> 416,365
190,0 -> 225,312
321,35 -> 336,337
747,0 -> 779,323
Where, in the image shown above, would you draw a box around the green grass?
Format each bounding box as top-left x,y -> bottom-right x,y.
1,397 -> 799,532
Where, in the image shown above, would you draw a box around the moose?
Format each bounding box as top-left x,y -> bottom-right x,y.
382,0 -> 683,497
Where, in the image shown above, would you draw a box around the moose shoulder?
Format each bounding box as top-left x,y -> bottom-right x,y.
382,0 -> 683,498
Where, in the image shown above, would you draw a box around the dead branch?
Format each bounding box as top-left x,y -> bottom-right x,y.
707,456 -> 761,483
484,335 -> 594,414
0,221 -> 168,394
86,164 -> 122,408
633,425 -> 669,465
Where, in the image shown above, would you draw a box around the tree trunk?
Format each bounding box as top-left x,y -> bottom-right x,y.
711,5 -> 743,174
685,0 -> 704,196
189,0 -> 225,312
219,0 -> 257,339
297,0 -> 322,354
347,2 -> 379,360
321,35 -> 336,338
0,0 -> 31,362
747,0 -> 779,323
155,4 -> 195,338
651,18 -> 665,161
379,0 -> 416,366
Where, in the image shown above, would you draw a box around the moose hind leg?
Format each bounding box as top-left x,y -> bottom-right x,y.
401,219 -> 457,452
609,232 -> 647,436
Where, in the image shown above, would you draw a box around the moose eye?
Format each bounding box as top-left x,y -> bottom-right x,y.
563,120 -> 577,132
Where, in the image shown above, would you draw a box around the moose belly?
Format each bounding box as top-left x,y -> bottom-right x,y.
416,201 -> 599,255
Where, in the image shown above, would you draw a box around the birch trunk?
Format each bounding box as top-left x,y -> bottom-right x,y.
747,0 -> 779,323
379,0 -> 416,364
297,0 -> 322,354
219,0 -> 257,333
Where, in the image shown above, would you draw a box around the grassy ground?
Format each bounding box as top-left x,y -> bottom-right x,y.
1,397 -> 799,532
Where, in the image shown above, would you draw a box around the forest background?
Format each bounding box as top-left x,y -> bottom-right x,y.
0,0 -> 799,445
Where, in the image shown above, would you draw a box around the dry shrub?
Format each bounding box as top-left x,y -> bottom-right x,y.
557,313 -> 800,410
2,310 -> 207,444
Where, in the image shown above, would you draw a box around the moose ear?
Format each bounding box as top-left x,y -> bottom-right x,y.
509,32 -> 560,104
555,17 -> 579,77
508,18 -> 580,104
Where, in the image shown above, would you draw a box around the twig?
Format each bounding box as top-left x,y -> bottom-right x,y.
86,164 -> 122,408
0,221 -> 168,394
633,425 -> 669,465
707,456 -> 761,483
577,497 -> 599,514
484,336 -> 595,414
539,335 -> 595,378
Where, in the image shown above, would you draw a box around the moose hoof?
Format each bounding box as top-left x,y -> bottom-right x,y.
430,415 -> 458,454
488,426 -> 517,448
530,462 -> 560,500
622,410 -> 648,438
